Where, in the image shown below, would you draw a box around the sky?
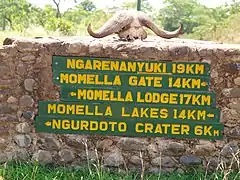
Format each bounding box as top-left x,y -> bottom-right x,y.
28,0 -> 236,12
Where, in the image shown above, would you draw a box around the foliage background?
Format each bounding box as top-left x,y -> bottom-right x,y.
0,0 -> 240,44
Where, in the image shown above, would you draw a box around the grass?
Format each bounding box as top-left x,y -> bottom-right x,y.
0,161 -> 239,180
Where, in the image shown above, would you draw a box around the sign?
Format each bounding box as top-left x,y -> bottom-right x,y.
35,117 -> 224,140
38,101 -> 220,122
35,56 -> 224,140
52,56 -> 211,77
60,87 -> 217,107
52,71 -> 210,91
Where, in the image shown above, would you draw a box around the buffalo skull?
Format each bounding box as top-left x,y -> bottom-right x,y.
87,10 -> 183,41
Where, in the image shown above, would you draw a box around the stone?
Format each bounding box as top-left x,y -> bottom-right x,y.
0,94 -> 4,100
64,135 -> 85,149
180,155 -> 202,166
66,41 -> 89,54
0,79 -> 18,89
14,134 -> 31,147
220,108 -> 239,123
16,123 -> 30,133
19,95 -> 34,107
22,111 -> 34,119
89,40 -> 104,55
79,150 -> 97,161
176,168 -> 185,174
221,142 -> 239,157
0,153 -> 8,163
129,155 -> 142,166
16,63 -> 27,76
234,77 -> 240,86
21,55 -> 36,62
2,114 -> 18,123
147,144 -> 159,159
228,126 -> 240,137
158,141 -> 187,156
151,156 -> 177,168
24,79 -> 35,92
59,149 -> 75,163
206,158 -> 219,169
10,149 -> 29,161
117,138 -> 147,151
96,139 -> 113,151
223,88 -> 240,98
0,138 -> 6,149
0,103 -> 15,114
229,103 -> 240,111
38,137 -> 61,151
195,143 -> 216,156
104,151 -> 124,167
211,69 -> 218,78
15,40 -> 40,52
229,88 -> 240,97
9,104 -> 18,111
7,96 -> 18,104
32,150 -> 53,164
148,167 -> 169,174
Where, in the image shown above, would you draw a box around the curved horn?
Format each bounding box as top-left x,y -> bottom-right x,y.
138,13 -> 183,39
87,12 -> 133,38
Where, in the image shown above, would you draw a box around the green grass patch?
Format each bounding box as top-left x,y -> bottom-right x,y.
0,161 -> 239,180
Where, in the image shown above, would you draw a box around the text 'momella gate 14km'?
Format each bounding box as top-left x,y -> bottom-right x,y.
35,56 -> 224,140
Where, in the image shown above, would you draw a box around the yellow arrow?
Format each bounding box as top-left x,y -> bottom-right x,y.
45,121 -> 52,127
201,82 -> 207,86
207,114 -> 214,118
70,92 -> 77,96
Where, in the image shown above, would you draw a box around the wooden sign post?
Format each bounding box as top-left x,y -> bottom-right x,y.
35,56 -> 224,140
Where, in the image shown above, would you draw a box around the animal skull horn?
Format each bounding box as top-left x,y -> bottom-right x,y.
87,12 -> 133,38
138,12 -> 183,39
87,10 -> 183,40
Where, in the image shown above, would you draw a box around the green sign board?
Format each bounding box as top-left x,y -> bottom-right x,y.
52,56 -> 211,77
60,87 -> 217,107
35,116 -> 224,140
52,71 -> 210,91
38,101 -> 220,122
35,56 -> 224,140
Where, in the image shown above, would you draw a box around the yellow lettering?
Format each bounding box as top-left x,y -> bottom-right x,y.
172,124 -> 180,134
118,122 -> 127,132
93,60 -> 101,70
90,121 -> 98,130
160,108 -> 168,119
121,107 -> 130,117
109,121 -> 117,131
48,104 -> 56,113
194,125 -> 202,135
136,123 -> 144,133
62,120 -> 70,129
81,121 -> 89,130
181,125 -> 190,135
66,59 -> 75,69
145,123 -> 153,133
195,64 -> 204,74
52,119 -> 61,129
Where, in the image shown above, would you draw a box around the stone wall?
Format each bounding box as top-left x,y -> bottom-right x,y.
0,36 -> 240,173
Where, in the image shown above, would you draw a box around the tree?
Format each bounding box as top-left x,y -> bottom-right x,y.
0,0 -> 33,31
80,0 -> 96,12
158,0 -> 207,33
52,0 -> 61,18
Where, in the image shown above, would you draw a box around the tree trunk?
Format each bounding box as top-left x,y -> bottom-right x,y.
2,16 -> 6,31
137,0 -> 141,11
52,0 -> 61,18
